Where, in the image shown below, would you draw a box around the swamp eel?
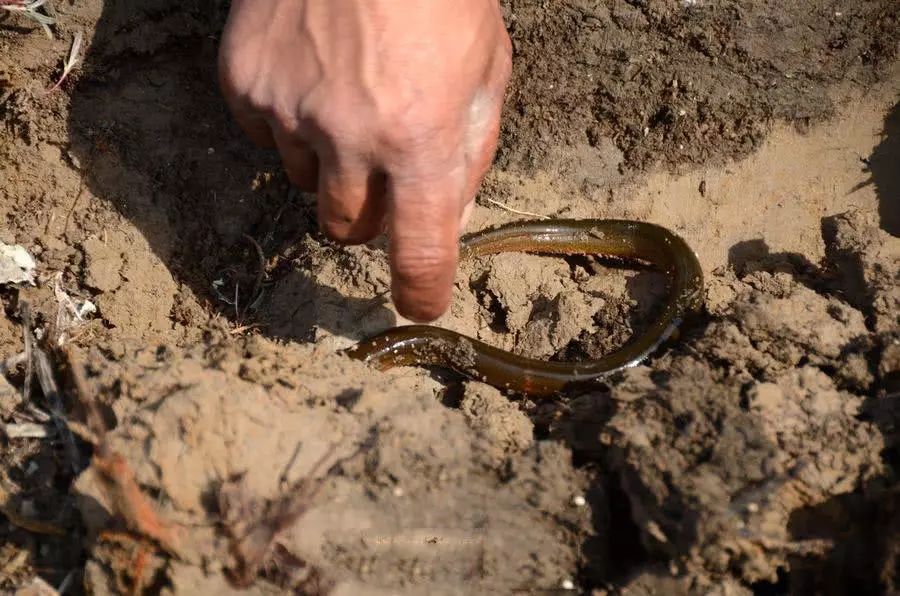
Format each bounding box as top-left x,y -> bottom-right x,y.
345,219 -> 704,397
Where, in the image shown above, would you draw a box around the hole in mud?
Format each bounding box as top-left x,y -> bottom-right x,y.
439,383 -> 466,409
739,392 -> 751,411
424,369 -> 466,395
786,485 -> 900,595
334,388 -> 362,410
883,371 -> 900,395
526,294 -> 555,323
751,568 -> 789,595
532,421 -> 551,442
557,335 -> 591,363
468,270 -> 508,333
673,412 -> 693,432
649,369 -> 671,386
649,105 -> 676,129
603,475 -> 649,584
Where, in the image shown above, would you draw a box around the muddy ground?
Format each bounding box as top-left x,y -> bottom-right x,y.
1,0 -> 899,594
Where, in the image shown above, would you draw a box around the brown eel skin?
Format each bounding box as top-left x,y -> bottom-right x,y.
344,219 -> 704,397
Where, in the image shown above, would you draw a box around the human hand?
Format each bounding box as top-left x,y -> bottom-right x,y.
219,0 -> 511,321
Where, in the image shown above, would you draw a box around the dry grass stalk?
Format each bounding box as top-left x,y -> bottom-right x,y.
480,196 -> 550,219
19,302 -> 81,474
0,0 -> 54,38
48,29 -> 82,92
219,446 -> 334,587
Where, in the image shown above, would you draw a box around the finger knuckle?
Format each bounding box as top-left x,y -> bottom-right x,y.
321,217 -> 368,245
218,55 -> 284,123
379,115 -> 430,154
218,51 -> 256,97
319,194 -> 380,244
378,96 -> 457,154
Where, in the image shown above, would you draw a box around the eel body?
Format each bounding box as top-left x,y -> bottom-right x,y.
345,219 -> 703,397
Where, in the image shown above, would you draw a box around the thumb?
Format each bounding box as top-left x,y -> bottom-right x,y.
388,172 -> 465,322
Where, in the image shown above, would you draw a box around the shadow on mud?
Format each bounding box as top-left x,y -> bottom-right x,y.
850,101 -> 899,236
66,1 -> 395,343
727,239 -> 819,281
786,477 -> 900,595
870,102 -> 900,236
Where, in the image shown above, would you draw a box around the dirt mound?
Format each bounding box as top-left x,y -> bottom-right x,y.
556,212 -> 899,590
500,0 -> 899,173
71,333 -> 588,594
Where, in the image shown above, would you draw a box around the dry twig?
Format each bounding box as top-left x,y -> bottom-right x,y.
20,302 -> 81,474
65,349 -> 182,559
90,452 -> 182,558
480,196 -> 550,219
2,422 -> 50,438
240,233 -> 266,319
21,306 -> 33,405
96,530 -> 158,596
219,444 -> 338,587
52,272 -> 96,346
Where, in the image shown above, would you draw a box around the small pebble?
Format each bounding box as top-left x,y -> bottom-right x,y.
561,579 -> 575,590
572,495 -> 586,507
393,486 -> 404,498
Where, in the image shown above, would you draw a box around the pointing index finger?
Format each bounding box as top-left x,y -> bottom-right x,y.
387,169 -> 465,322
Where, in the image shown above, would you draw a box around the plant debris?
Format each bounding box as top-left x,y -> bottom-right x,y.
0,243 -> 35,286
